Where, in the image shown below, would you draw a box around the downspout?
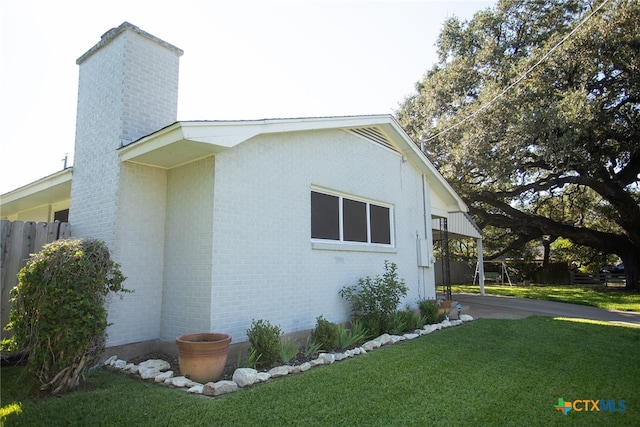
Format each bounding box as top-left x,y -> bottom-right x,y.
421,175 -> 435,298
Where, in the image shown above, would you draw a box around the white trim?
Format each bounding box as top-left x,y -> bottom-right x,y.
311,241 -> 398,253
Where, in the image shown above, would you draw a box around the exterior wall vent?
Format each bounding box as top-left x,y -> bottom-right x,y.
350,127 -> 398,153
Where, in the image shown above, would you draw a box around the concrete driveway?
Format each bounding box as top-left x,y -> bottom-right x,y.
454,293 -> 640,327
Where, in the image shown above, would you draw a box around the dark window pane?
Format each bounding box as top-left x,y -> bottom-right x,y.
311,192 -> 339,240
343,198 -> 367,242
54,209 -> 69,222
370,204 -> 391,244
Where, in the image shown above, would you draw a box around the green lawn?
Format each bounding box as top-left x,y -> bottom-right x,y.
2,317 -> 639,426
452,284 -> 640,312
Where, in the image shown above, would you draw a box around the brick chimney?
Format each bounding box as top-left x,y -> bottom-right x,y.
69,22 -> 183,244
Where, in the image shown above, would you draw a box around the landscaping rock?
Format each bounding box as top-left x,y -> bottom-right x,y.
140,368 -> 161,380
310,358 -> 324,366
114,359 -> 127,369
154,370 -> 174,383
389,335 -> 405,344
363,339 -> 382,351
187,384 -> 204,394
422,324 -> 436,333
403,333 -> 419,340
167,376 -> 197,388
268,366 -> 290,378
233,368 -> 258,387
319,353 -> 335,364
460,314 -> 474,322
375,334 -> 392,346
203,380 -> 238,396
103,355 -> 117,366
257,372 -> 271,382
138,359 -> 170,372
334,352 -> 348,361
299,362 -> 311,372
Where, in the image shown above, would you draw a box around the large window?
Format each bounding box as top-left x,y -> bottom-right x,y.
311,190 -> 392,245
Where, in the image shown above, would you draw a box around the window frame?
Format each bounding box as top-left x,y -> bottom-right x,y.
310,188 -> 395,248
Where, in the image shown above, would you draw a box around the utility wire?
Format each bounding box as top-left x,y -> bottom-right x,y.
425,0 -> 612,142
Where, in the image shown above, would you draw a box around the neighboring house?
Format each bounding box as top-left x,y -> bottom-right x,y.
1,168 -> 72,222
0,22 -> 483,355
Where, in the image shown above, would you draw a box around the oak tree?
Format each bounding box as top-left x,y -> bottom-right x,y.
397,0 -> 640,289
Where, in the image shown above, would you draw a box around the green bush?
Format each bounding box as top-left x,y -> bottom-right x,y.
279,337 -> 300,364
418,299 -> 440,324
335,319 -> 369,350
339,261 -> 408,335
303,336 -> 323,358
310,316 -> 369,351
310,315 -> 339,351
246,319 -> 282,368
5,239 -> 129,394
388,309 -> 422,335
236,347 -> 262,369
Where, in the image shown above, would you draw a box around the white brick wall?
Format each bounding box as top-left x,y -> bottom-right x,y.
207,129 -> 435,343
161,157 -> 215,341
106,163 -> 168,346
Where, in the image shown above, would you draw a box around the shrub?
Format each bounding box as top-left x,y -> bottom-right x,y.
5,239 -> 129,394
310,316 -> 339,351
303,336 -> 323,358
418,299 -> 440,324
279,337 -> 300,364
246,319 -> 282,368
388,309 -> 422,335
236,347 -> 261,369
339,261 -> 408,335
335,319 -> 369,350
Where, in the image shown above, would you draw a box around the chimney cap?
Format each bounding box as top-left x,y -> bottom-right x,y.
77,21 -> 183,65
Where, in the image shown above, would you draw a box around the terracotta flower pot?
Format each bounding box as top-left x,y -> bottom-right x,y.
176,332 -> 232,383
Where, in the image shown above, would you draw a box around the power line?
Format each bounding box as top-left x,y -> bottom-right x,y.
424,0 -> 612,143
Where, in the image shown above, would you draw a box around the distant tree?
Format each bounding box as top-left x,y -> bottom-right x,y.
551,237 -> 619,274
397,0 -> 640,289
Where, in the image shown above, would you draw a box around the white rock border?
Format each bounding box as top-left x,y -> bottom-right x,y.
104,315 -> 474,397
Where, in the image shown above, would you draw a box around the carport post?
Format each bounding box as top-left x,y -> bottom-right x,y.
477,237 -> 485,295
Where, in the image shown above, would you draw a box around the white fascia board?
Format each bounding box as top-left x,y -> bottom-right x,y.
1,168 -> 72,203
178,115 -> 394,145
121,117 -> 395,161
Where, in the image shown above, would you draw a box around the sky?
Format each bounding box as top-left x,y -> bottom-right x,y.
0,0 -> 494,194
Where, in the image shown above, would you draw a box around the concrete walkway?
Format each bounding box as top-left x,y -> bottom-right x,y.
454,293 -> 640,327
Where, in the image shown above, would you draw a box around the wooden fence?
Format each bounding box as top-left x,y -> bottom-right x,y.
1,220 -> 71,342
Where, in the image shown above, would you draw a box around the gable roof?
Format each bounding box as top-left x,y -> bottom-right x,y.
119,114 -> 468,213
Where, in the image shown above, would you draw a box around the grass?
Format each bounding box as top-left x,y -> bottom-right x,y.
2,317 -> 639,426
452,283 -> 640,312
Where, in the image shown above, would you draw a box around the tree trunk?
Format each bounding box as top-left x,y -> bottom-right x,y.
542,236 -> 557,268
620,252 -> 640,291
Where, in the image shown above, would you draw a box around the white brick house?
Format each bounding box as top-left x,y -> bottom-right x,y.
1,23 -> 482,354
